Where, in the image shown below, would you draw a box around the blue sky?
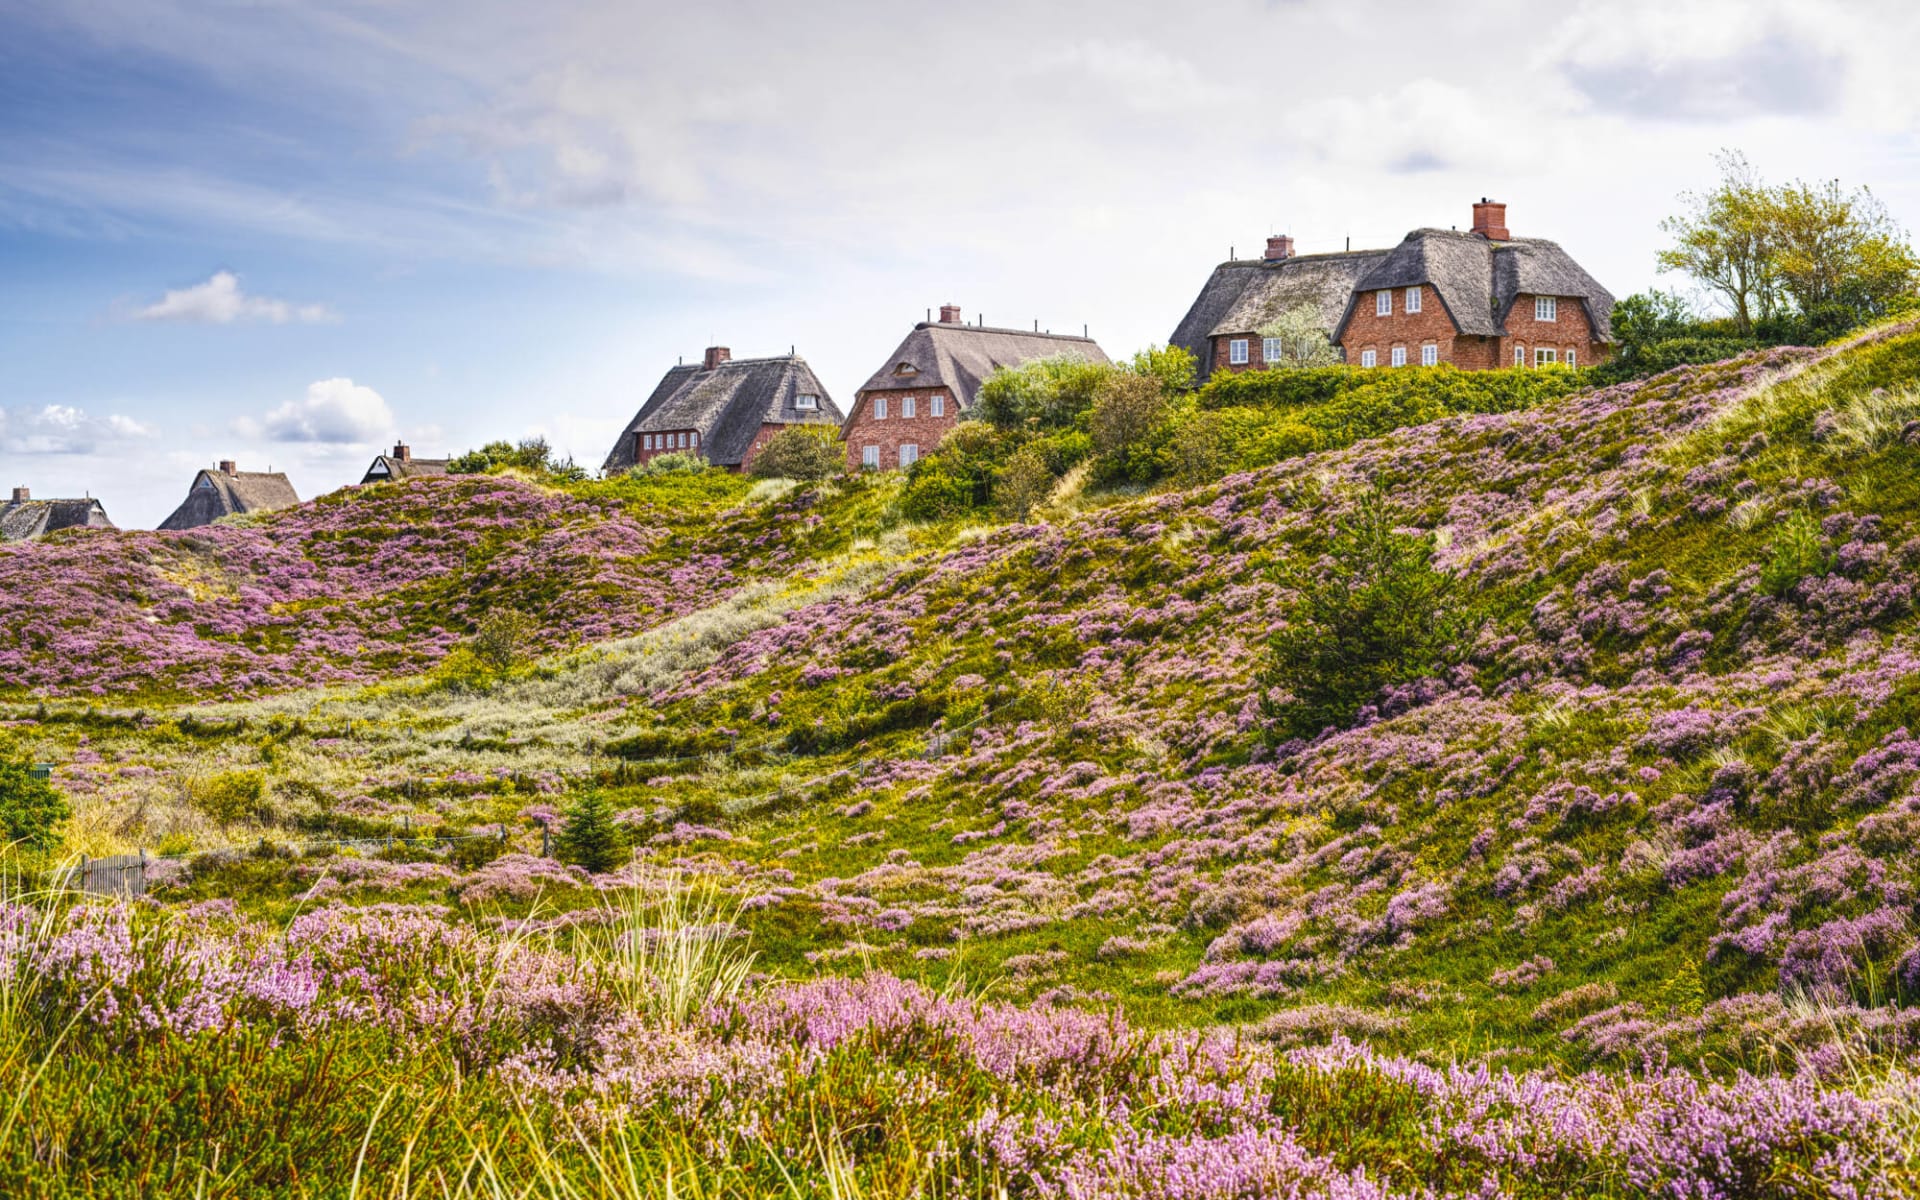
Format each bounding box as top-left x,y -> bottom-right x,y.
3,0 -> 1917,527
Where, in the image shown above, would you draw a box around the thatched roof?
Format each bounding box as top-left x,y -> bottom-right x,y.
852,322 -> 1110,415
603,354 -> 842,473
1171,251 -> 1389,382
158,469 -> 300,531
0,497 -> 114,542
360,455 -> 450,485
1334,230 -> 1616,344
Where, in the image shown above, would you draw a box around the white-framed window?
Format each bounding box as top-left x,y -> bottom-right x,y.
930,394 -> 945,417
1360,349 -> 1377,368
1262,337 -> 1284,364
1376,290 -> 1392,316
796,393 -> 818,410
1514,345 -> 1526,366
1566,349 -> 1577,368
1229,338 -> 1249,365
1391,346 -> 1407,367
862,444 -> 879,469
692,430 -> 700,446
1536,348 -> 1558,365
899,443 -> 919,468
903,396 -> 917,418
1535,296 -> 1557,322
875,396 -> 889,419
642,434 -> 653,451
1421,344 -> 1438,367
1406,287 -> 1422,313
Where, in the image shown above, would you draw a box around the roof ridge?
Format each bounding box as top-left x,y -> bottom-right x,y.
918,323 -> 1098,341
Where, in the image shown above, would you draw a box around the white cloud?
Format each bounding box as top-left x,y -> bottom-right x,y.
0,403 -> 154,455
245,378 -> 395,444
134,270 -> 336,324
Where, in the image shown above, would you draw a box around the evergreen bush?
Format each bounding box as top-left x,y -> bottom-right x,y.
554,790 -> 629,874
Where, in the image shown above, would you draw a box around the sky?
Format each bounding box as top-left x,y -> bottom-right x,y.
2,0 -> 1918,529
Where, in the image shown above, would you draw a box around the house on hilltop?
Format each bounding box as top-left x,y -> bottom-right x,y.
360,441 -> 449,486
1172,200 -> 1614,382
841,305 -> 1110,471
602,347 -> 843,475
1,487 -> 114,542
158,461 -> 300,530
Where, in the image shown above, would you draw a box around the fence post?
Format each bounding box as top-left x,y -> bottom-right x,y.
541,826 -> 550,858
79,853 -> 89,894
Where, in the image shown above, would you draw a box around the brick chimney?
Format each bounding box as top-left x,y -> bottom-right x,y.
393,441 -> 411,462
219,460 -> 237,475
9,486 -> 26,504
938,303 -> 963,324
1264,235 -> 1296,261
1471,198 -> 1509,241
703,346 -> 730,370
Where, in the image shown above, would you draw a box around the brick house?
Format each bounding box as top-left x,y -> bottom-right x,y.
359,441 -> 449,486
841,305 -> 1110,471
1172,201 -> 1614,382
1,487 -> 114,542
158,461 -> 299,530
601,347 -> 844,475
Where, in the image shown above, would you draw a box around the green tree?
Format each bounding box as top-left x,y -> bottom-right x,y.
471,608 -> 536,673
974,357 -> 1115,431
554,790 -> 629,874
1261,493 -> 1480,739
1255,305 -> 1342,368
1128,343 -> 1197,394
1090,371 -> 1173,483
0,752 -> 68,851
994,446 -> 1056,521
748,426 -> 843,481
1769,177 -> 1920,328
449,437 -> 587,482
1658,150 -> 1781,336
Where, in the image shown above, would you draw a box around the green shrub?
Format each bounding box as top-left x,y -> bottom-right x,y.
749,426 -> 843,481
471,608 -> 536,673
629,452 -> 709,478
449,437 -> 587,481
995,446 -> 1056,521
1761,510 -> 1833,596
1091,372 -> 1175,484
900,423 -> 1007,520
974,357 -> 1116,431
0,754 -> 68,851
1261,493 -> 1481,739
189,769 -> 269,825
554,790 -> 628,874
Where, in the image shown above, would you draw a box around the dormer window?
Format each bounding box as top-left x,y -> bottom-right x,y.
893,363 -> 917,377
1535,296 -> 1558,321
1405,287 -> 1422,313
196,475 -> 215,489
1376,291 -> 1392,316
796,393 -> 818,410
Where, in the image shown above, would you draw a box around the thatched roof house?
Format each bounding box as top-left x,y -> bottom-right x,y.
1173,201 -> 1615,381
602,347 -> 843,475
1,487 -> 114,542
360,442 -> 449,486
158,461 -> 300,530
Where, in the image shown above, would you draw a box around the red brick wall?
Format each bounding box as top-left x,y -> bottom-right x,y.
842,387 -> 959,471
1497,295 -> 1610,368
631,428 -> 706,467
1337,284 -> 1466,368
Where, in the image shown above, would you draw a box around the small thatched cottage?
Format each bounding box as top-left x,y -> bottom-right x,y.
157,461 -> 300,530
1172,200 -> 1615,382
360,442 -> 449,486
1,487 -> 114,542
602,347 -> 843,475
840,306 -> 1109,471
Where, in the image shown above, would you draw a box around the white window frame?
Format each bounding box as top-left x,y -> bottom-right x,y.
1228,338 -> 1249,365
1376,290 -> 1392,316
862,444 -> 879,469
1391,346 -> 1407,368
898,443 -> 919,468
1360,349 -> 1377,368
1566,349 -> 1576,368
796,393 -> 818,411
1420,344 -> 1438,367
1514,345 -> 1526,366
1405,287 -> 1422,314
692,430 -> 700,447
930,394 -> 945,417
1536,348 -> 1558,366
643,434 -> 653,451
1261,336 -> 1283,364
874,396 -> 888,420
1535,296 -> 1557,322
903,396 -> 917,418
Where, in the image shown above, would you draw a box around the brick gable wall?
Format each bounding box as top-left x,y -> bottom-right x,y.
842,387 -> 958,471
1497,295 -> 1609,368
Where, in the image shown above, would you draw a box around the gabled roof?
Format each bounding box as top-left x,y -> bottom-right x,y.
602,354 -> 843,473
852,323 -> 1111,414
1334,229 -> 1616,345
360,455 -> 450,485
1171,251 -> 1389,382
158,469 -> 300,531
0,498 -> 113,542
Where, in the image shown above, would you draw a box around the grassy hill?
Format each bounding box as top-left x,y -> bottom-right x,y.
7,324 -> 1920,1195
